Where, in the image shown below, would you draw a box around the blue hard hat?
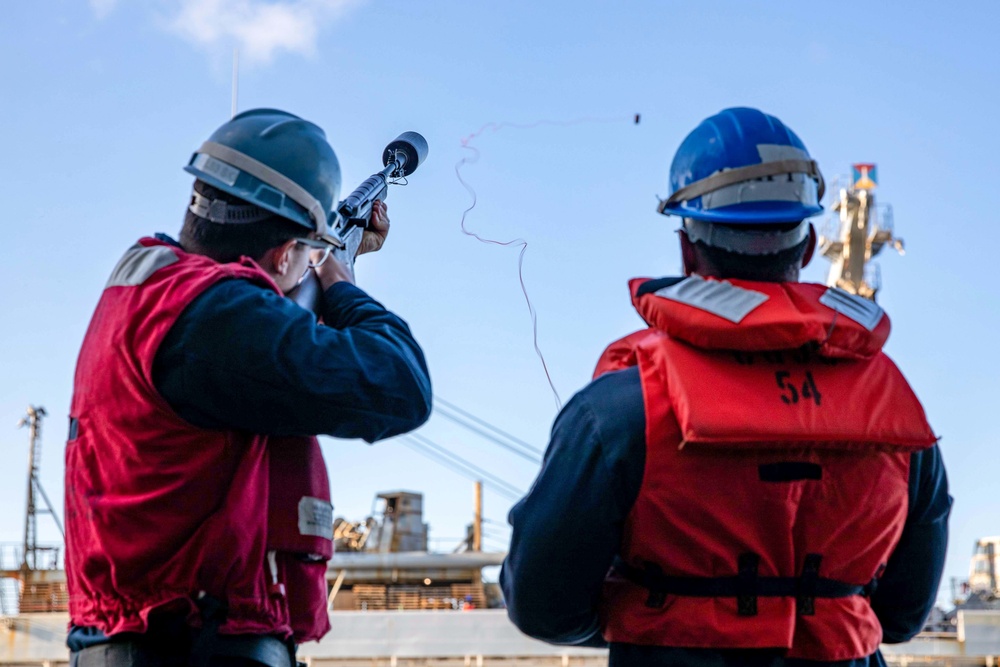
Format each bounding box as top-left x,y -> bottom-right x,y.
658,107 -> 825,224
184,108 -> 342,234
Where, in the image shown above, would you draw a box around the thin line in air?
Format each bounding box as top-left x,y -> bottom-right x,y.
455,115 -> 638,411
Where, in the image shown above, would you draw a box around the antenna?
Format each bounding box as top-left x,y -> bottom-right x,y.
231,48 -> 239,119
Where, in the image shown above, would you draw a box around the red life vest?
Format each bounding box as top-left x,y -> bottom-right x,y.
65,237 -> 333,642
595,276 -> 937,662
268,437 -> 334,642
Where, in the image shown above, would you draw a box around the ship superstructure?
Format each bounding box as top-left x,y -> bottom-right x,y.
328,489 -> 502,612
818,163 -> 904,300
968,538 -> 1000,599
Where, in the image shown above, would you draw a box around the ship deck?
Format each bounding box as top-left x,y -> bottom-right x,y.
3,610 -> 1000,666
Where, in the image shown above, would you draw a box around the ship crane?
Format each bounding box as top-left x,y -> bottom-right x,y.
16,406 -> 63,573
0,405 -> 67,616
818,163 -> 904,300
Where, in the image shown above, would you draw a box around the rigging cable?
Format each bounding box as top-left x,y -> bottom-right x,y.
483,537 -> 510,551
482,517 -> 508,526
398,436 -> 522,502
400,438 -> 519,502
408,432 -> 525,498
432,403 -> 541,464
434,396 -> 543,457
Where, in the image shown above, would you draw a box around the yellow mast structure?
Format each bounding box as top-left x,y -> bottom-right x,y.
818,163 -> 904,300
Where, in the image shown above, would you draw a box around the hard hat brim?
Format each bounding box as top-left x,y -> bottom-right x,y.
660,200 -> 824,225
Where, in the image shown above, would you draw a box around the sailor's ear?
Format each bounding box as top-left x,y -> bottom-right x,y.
802,223 -> 817,269
679,229 -> 700,276
263,239 -> 299,277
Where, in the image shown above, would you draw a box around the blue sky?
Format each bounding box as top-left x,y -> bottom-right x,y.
1,1 -> 998,600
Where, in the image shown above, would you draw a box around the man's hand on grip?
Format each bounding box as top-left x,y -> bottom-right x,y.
314,200 -> 388,291
357,200 -> 389,256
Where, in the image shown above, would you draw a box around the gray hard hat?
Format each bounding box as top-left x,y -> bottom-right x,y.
184,108 -> 342,235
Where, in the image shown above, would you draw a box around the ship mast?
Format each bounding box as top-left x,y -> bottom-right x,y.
16,405 -> 63,572
818,163 -> 904,300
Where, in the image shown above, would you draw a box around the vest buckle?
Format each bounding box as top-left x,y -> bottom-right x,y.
862,563 -> 886,598
642,562 -> 668,608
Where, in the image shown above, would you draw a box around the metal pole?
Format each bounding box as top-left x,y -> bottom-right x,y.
327,569 -> 347,610
988,541 -> 997,597
21,418 -> 34,572
18,406 -> 45,572
231,48 -> 239,119
473,481 -> 483,552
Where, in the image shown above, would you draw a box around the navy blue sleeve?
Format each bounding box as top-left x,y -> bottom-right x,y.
500,367 -> 646,647
153,279 -> 431,442
871,443 -> 951,643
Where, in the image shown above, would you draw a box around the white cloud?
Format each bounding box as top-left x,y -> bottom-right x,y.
90,0 -> 121,19
91,0 -> 363,64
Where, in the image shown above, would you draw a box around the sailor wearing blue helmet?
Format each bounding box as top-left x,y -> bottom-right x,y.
502,107 -> 950,667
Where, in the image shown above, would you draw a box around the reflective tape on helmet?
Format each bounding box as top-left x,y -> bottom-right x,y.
660,159 -> 825,213
191,153 -> 240,188
701,172 -> 819,211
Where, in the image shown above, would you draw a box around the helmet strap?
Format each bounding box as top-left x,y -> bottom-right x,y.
189,190 -> 274,224
683,218 -> 810,256
659,159 -> 825,213
195,141 -> 329,235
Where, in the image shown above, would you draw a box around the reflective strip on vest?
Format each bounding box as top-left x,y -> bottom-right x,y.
105,244 -> 179,288
819,288 -> 885,332
652,275 -> 769,324
298,497 -> 334,540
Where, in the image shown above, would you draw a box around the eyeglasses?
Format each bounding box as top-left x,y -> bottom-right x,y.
294,238 -> 335,269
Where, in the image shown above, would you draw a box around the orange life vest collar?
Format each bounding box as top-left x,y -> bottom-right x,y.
628,275 -> 891,360
611,276 -> 936,453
